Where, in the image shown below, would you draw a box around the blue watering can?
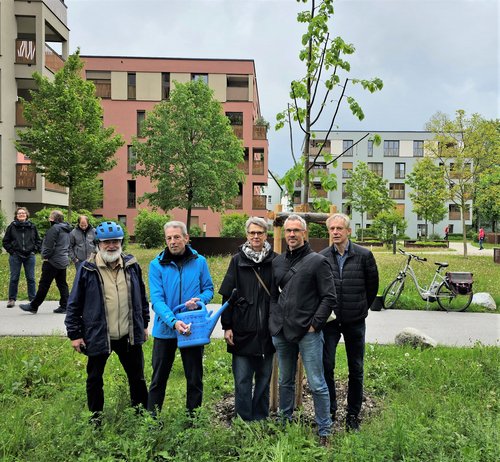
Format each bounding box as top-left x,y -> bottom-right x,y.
172,289 -> 238,348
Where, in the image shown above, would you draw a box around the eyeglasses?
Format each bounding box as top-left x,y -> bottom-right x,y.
285,228 -> 304,234
17,212 -> 27,215
247,231 -> 265,237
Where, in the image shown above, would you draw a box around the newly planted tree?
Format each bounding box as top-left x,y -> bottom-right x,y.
276,0 -> 383,207
406,157 -> 447,235
15,51 -> 123,219
132,79 -> 245,232
345,162 -> 394,240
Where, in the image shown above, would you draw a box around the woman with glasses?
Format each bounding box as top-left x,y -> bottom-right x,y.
2,207 -> 41,308
219,216 -> 277,421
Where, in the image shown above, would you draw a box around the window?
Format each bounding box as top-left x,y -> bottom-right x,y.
368,162 -> 383,177
367,139 -> 373,157
417,224 -> 428,238
118,215 -> 127,227
384,140 -> 399,157
127,73 -> 136,100
162,72 -> 170,100
225,112 -> 243,125
227,75 -> 249,101
342,162 -> 353,178
127,146 -> 136,173
413,140 -> 424,157
389,183 -> 405,199
343,140 -> 353,157
342,183 -> 348,199
137,110 -> 146,137
342,203 -> 352,216
395,162 -> 406,179
86,71 -> 111,98
127,180 -> 136,208
449,204 -> 470,220
252,148 -> 265,175
191,73 -> 208,84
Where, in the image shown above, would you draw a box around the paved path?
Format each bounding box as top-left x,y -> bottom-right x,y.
1,301 -> 498,347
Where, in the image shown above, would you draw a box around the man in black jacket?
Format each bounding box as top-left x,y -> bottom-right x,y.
320,213 -> 379,431
269,214 -> 337,445
19,210 -> 72,314
220,217 -> 277,421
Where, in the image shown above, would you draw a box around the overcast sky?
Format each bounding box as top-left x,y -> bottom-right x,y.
65,0 -> 499,175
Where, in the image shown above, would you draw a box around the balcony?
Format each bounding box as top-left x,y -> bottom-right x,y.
227,86 -> 249,101
45,44 -> 64,73
16,164 -> 36,189
238,158 -> 249,174
253,125 -> 267,140
252,160 -> 265,175
311,189 -> 328,198
449,211 -> 470,220
252,195 -> 267,209
310,167 -> 327,177
231,125 -> 243,139
16,39 -> 36,65
45,180 -> 66,193
16,101 -> 28,126
231,195 -> 243,209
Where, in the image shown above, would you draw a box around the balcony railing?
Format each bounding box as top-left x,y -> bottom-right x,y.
253,125 -> 267,140
449,211 -> 470,220
311,189 -> 328,198
45,44 -> 64,73
231,125 -> 243,139
252,160 -> 265,175
16,101 -> 28,126
238,159 -> 249,174
45,180 -> 66,193
231,195 -> 243,209
252,195 -> 267,209
16,39 -> 36,65
310,167 -> 327,177
227,87 -> 249,101
16,164 -> 36,189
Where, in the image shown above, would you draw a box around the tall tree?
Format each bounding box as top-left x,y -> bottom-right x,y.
276,0 -> 383,206
132,79 -> 245,231
406,157 -> 447,235
70,177 -> 104,212
475,169 -> 500,231
425,110 -> 499,256
345,162 -> 394,240
15,50 -> 123,219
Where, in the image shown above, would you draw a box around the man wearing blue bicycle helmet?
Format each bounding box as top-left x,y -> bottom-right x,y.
65,221 -> 150,425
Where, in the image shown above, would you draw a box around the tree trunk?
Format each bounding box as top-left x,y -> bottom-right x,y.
361,212 -> 365,241
461,200 -> 467,257
186,206 -> 192,233
67,184 -> 72,222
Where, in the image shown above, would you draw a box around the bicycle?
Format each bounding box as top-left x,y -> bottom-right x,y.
382,249 -> 473,312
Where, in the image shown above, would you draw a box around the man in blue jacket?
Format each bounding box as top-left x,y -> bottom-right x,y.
148,220 -> 214,417
65,221 -> 149,425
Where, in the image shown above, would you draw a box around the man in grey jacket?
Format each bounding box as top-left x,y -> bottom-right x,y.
20,210 -> 72,314
69,215 -> 96,271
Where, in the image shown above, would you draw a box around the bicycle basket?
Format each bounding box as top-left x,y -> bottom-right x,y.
446,272 -> 473,295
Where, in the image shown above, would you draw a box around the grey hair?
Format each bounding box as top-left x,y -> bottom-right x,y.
326,213 -> 351,229
50,210 -> 64,223
284,214 -> 307,231
164,220 -> 188,236
245,216 -> 268,233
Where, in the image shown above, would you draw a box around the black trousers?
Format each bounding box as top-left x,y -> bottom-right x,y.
148,337 -> 204,415
323,319 -> 366,417
86,336 -> 148,414
31,261 -> 69,310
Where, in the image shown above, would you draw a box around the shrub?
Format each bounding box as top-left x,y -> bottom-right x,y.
32,208 -> 97,238
371,210 -> 407,245
220,213 -> 248,237
189,225 -> 203,237
0,208 -> 6,235
134,209 -> 170,249
308,222 -> 328,238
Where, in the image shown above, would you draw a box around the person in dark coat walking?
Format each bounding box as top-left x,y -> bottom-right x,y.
19,210 -> 72,314
69,215 -> 96,271
65,221 -> 149,425
2,207 -> 41,307
320,213 -> 379,431
219,217 -> 277,421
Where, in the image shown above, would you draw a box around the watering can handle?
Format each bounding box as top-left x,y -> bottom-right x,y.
172,301 -> 206,315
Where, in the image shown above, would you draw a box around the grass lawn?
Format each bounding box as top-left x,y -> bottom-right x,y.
0,337 -> 497,461
1,243 -> 498,310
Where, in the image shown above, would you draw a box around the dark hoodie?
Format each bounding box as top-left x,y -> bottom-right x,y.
41,221 -> 72,269
2,220 -> 41,257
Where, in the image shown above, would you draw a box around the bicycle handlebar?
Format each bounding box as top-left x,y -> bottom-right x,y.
398,248 -> 427,262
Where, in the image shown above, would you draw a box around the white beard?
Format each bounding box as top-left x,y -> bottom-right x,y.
99,246 -> 122,263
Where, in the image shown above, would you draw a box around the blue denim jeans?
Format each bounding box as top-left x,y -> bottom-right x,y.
272,332 -> 332,436
323,319 -> 366,416
232,353 -> 274,421
8,254 -> 36,301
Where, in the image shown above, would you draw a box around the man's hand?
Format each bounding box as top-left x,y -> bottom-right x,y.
71,338 -> 86,353
144,329 -> 149,341
224,329 -> 234,346
184,297 -> 200,310
174,320 -> 192,335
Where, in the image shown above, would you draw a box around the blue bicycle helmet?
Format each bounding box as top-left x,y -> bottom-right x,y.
95,221 -> 124,241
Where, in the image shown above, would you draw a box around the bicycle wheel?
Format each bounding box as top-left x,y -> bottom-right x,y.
382,277 -> 405,309
436,281 -> 473,312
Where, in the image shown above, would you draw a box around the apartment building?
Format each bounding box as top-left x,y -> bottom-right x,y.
298,130 -> 472,238
0,0 -> 70,221
81,56 -> 269,236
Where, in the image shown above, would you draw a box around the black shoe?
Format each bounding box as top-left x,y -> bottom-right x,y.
345,414 -> 360,432
7,299 -> 15,308
19,303 -> 37,314
53,306 -> 67,314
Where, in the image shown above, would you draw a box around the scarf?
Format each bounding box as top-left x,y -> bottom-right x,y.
241,240 -> 271,264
